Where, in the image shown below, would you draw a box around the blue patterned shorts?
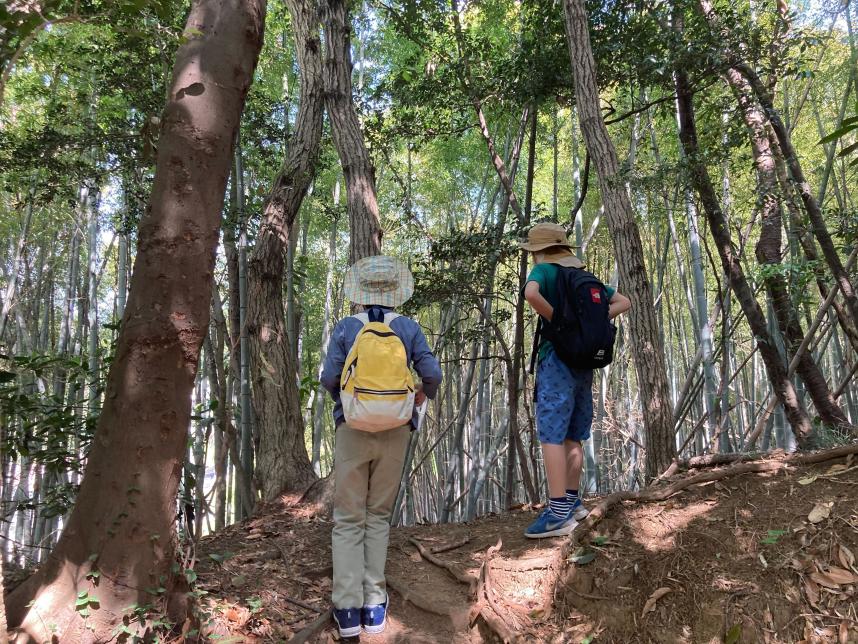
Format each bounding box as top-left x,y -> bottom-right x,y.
535,350 -> 594,445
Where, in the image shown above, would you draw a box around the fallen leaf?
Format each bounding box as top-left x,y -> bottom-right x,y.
798,475 -> 818,485
808,502 -> 833,524
804,578 -> 820,607
839,621 -> 848,644
825,567 -> 858,585
838,545 -> 855,570
826,463 -> 848,475
810,571 -> 841,589
641,587 -> 672,618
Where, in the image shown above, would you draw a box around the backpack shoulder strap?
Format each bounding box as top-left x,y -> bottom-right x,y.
383,312 -> 401,324
353,312 -> 370,326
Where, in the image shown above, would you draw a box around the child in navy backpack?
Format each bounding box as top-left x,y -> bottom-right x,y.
320,255 -> 442,638
520,223 -> 631,538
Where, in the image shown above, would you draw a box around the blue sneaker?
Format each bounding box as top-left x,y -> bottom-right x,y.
332,607 -> 361,638
570,498 -> 589,521
361,593 -> 388,634
524,507 -> 577,539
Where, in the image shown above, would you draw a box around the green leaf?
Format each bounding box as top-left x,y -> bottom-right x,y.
819,119 -> 858,145
761,529 -> 787,545
208,551 -> 235,564
0,370 -> 15,383
725,623 -> 742,644
836,140 -> 858,158
591,535 -> 610,546
184,569 -> 198,584
569,548 -> 597,565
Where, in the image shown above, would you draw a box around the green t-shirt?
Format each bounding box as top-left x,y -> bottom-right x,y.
526,263 -> 616,362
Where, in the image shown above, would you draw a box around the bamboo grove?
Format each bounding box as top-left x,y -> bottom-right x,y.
0,0 -> 856,633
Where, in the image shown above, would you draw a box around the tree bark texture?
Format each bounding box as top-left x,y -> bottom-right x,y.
688,0 -> 858,333
736,62 -> 858,332
673,68 -> 816,447
562,0 -> 676,479
248,0 -> 323,502
725,69 -> 849,429
322,0 -> 383,262
5,1 -> 266,640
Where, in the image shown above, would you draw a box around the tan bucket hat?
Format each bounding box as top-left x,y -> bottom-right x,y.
520,222 -> 584,268
343,255 -> 414,307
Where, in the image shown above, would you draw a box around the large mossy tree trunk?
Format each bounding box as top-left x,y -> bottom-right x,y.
248,0 -> 324,503
562,0 -> 676,479
4,1 -> 265,640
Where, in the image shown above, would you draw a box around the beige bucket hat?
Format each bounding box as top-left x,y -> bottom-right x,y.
343,255 -> 414,307
519,222 -> 584,268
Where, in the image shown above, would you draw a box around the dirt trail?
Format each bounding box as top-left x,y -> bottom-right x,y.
197,454 -> 858,643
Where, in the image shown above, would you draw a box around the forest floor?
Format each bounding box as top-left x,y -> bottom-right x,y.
196,450 -> 858,643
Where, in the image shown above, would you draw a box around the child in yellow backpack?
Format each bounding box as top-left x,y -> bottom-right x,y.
321,255 -> 442,638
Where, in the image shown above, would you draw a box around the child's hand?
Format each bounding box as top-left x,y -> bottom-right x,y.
414,383 -> 426,406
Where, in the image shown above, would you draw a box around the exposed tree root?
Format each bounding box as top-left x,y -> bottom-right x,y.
386,575 -> 452,617
468,540 -> 533,643
430,535 -> 471,554
540,443 -> 858,617
409,537 -> 478,591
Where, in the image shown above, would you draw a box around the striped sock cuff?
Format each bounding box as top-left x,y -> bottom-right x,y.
548,497 -> 570,517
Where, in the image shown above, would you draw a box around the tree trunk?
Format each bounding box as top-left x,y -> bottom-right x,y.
248,0 -> 324,501
673,67 -> 816,448
726,58 -> 858,331
322,0 -> 383,262
724,69 -> 849,429
5,2 -> 265,640
562,0 -> 676,478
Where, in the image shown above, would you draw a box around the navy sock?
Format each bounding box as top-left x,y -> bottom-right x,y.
548,496 -> 570,518
566,489 -> 579,504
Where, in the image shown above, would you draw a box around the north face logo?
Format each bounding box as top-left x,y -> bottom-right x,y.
590,288 -> 601,303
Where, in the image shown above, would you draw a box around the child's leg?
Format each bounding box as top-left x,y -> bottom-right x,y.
362,424 -> 410,606
529,351 -> 578,535
542,443 -> 568,498
564,439 -> 584,491
564,368 -> 594,515
331,425 -> 372,610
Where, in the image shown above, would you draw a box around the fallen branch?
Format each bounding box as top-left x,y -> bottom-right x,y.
409,537 -> 478,591
659,443 -> 858,480
281,595 -> 323,614
540,443 -> 858,617
287,610 -> 330,644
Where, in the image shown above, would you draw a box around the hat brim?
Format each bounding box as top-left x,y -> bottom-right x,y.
519,240 -> 575,252
343,256 -> 414,307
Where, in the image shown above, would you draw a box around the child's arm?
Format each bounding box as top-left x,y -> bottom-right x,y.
523,281 -> 553,320
608,291 -> 631,320
319,321 -> 348,396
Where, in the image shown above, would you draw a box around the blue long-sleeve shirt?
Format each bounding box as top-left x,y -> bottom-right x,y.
320,307 -> 442,430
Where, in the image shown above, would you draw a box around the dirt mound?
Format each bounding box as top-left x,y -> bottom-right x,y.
195,451 -> 858,643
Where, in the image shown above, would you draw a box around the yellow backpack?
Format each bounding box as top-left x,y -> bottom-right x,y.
340,311 -> 415,431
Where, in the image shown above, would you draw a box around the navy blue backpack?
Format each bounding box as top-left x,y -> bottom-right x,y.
530,267 -> 617,373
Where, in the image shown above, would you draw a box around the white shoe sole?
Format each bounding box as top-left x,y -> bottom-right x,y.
573,506 -> 589,520
335,624 -> 361,638
363,617 -> 387,635
524,519 -> 578,539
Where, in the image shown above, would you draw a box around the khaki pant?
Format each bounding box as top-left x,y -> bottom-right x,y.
331,423 -> 410,609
